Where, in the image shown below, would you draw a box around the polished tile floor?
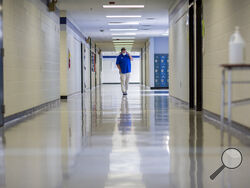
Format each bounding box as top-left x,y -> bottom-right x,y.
0,85 -> 250,188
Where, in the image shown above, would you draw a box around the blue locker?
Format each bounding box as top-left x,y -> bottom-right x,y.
154,54 -> 169,88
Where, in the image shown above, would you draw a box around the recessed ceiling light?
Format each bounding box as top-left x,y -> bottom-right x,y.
110,28 -> 138,31
106,15 -> 142,18
112,37 -> 136,39
111,33 -> 136,36
108,22 -> 140,25
103,5 -> 144,8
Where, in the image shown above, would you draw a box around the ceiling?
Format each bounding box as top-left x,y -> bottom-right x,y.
57,0 -> 174,51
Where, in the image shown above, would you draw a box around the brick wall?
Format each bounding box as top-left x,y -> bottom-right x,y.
203,0 -> 250,127
3,0 -> 60,116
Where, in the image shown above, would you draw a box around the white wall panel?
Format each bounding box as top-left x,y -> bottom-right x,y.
67,34 -> 81,95
169,1 -> 189,102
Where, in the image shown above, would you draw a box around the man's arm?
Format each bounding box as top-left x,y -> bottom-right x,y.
117,64 -> 122,73
127,53 -> 133,61
116,57 -> 121,73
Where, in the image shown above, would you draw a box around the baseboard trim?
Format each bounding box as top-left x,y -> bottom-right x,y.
151,87 -> 169,90
203,109 -> 250,136
170,95 -> 250,139
169,95 -> 189,108
4,99 -> 60,128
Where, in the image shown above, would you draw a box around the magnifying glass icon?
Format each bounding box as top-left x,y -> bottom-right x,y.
210,148 -> 243,180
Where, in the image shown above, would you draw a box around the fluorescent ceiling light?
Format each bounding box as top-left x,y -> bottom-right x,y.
114,44 -> 133,46
115,47 -> 132,49
114,42 -> 134,45
111,33 -> 136,36
113,40 -> 134,43
103,5 -> 144,9
116,46 -> 132,47
113,43 -> 134,45
162,30 -> 169,36
108,22 -> 140,25
110,28 -> 138,31
112,37 -> 135,39
106,15 -> 142,18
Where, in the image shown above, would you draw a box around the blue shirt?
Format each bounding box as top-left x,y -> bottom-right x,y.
116,54 -> 131,74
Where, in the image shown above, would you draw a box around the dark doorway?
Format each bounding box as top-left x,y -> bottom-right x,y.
189,0 -> 195,109
188,0 -> 203,111
196,0 -> 203,111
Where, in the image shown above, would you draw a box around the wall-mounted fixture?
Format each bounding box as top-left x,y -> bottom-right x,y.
86,37 -> 91,44
48,0 -> 58,12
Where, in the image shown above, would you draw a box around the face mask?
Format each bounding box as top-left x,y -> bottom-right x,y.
122,52 -> 126,56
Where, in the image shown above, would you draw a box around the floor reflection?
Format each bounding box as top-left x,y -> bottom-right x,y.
0,131 -> 5,187
0,85 -> 249,188
118,96 -> 132,134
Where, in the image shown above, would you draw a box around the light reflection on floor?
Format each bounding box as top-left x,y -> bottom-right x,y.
0,85 -> 249,188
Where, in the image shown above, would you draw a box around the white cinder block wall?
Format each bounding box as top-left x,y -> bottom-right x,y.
3,0 -> 60,117
203,0 -> 250,127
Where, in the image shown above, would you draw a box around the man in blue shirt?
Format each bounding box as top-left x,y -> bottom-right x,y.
116,48 -> 133,95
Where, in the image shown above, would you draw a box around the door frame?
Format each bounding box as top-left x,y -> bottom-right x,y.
81,43 -> 84,93
0,0 -> 4,126
188,0 -> 203,111
189,0 -> 195,109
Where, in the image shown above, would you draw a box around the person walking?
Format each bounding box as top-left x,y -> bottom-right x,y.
116,48 -> 133,95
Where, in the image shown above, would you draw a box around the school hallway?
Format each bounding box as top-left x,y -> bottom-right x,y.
1,0 -> 250,187
0,85 -> 249,188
